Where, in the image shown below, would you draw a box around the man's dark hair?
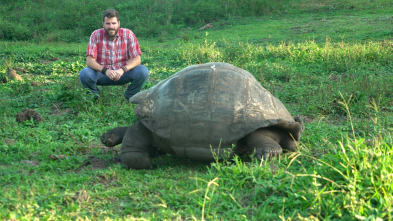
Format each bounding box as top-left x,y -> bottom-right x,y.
103,9 -> 120,22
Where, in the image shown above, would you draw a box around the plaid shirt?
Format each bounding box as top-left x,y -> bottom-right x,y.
86,28 -> 142,70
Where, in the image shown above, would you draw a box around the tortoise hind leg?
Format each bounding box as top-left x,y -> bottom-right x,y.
121,121 -> 155,169
244,128 -> 283,160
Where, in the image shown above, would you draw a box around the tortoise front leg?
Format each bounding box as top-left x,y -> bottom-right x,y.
120,121 -> 155,169
244,129 -> 283,160
100,126 -> 129,147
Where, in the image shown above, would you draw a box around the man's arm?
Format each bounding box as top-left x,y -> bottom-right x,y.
123,55 -> 141,71
86,55 -> 104,72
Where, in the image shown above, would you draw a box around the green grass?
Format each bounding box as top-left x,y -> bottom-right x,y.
1,1 -> 393,220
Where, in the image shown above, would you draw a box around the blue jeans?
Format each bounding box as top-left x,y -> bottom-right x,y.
79,65 -> 149,99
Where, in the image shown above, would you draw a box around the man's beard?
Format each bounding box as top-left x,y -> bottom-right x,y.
105,28 -> 119,39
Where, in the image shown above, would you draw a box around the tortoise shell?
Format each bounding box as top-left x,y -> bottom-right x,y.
130,62 -> 302,158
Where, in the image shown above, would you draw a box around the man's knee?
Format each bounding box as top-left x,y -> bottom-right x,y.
79,67 -> 95,82
136,65 -> 149,82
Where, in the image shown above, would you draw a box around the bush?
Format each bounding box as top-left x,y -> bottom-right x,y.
0,22 -> 32,41
0,0 -> 290,42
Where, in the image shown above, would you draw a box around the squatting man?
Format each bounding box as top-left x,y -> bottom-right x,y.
79,9 -> 149,101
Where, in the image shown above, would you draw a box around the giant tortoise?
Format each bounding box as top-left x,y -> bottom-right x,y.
101,62 -> 304,169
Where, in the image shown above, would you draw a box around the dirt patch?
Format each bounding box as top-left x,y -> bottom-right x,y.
31,81 -> 43,86
76,155 -> 121,171
16,109 -> 44,124
50,102 -> 78,116
41,57 -> 59,65
63,190 -> 90,205
8,69 -> 23,81
302,115 -> 315,124
3,138 -> 17,146
49,154 -> 68,160
199,23 -> 216,31
20,160 -> 40,167
2,69 -> 23,83
83,156 -> 108,169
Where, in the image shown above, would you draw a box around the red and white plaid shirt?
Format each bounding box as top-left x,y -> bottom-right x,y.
86,28 -> 142,70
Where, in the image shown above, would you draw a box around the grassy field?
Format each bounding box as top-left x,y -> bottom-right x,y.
1,1 -> 393,220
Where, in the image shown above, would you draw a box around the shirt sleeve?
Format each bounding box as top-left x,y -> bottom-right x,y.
128,32 -> 142,59
86,31 -> 98,58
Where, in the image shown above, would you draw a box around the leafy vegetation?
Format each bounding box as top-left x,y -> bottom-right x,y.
0,0 -> 287,42
1,0 -> 391,42
1,0 -> 393,220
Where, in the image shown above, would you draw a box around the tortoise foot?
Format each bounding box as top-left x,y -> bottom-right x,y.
100,127 -> 128,147
121,152 -> 152,169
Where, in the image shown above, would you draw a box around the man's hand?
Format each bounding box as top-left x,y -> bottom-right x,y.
86,56 -> 129,81
106,69 -> 124,81
113,69 -> 125,81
